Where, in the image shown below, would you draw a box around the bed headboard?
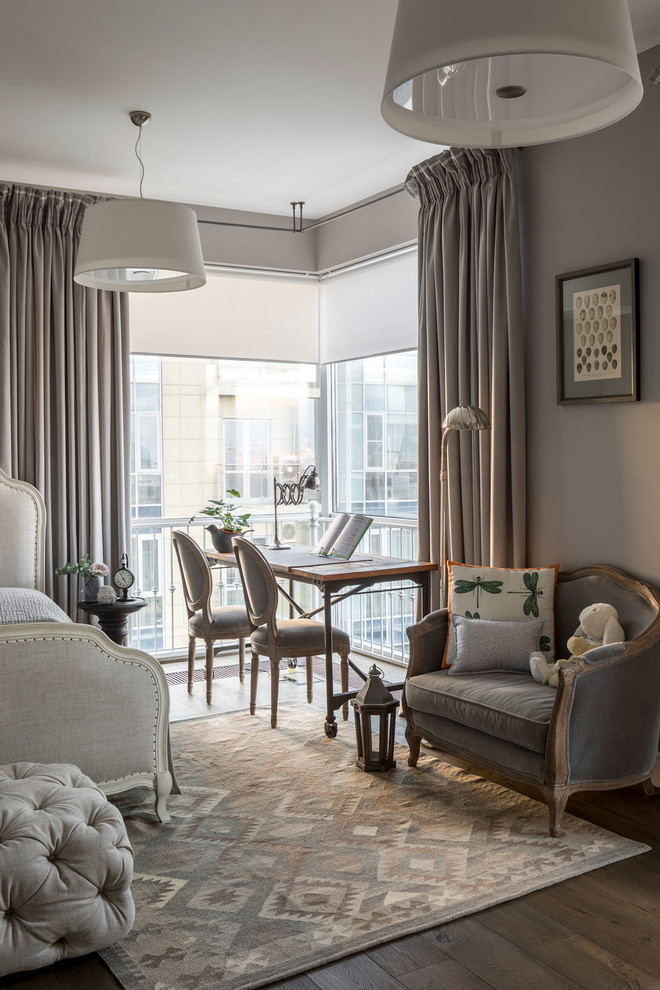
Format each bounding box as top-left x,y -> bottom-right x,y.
0,468 -> 46,591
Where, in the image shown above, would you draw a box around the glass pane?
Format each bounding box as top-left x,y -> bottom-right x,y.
135,383 -> 160,411
331,349 -> 418,520
365,384 -> 385,411
139,416 -> 159,470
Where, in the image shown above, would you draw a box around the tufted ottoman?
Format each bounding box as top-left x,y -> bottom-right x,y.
0,762 -> 135,978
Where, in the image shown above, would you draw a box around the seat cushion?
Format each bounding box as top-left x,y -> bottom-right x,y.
405,670 -> 557,754
188,606 -> 250,637
251,618 -> 350,654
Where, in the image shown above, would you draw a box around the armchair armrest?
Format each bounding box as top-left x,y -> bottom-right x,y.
406,609 -> 449,678
548,638 -> 660,787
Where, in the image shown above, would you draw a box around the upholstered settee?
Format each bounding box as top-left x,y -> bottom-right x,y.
0,467 -> 172,822
403,565 -> 660,836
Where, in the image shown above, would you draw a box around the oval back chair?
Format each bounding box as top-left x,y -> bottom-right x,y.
172,530 -> 250,704
232,536 -> 351,728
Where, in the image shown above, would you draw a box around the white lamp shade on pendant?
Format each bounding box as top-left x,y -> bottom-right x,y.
74,198 -> 206,292
381,0 -> 643,148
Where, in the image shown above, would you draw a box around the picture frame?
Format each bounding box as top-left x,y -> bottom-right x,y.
556,258 -> 639,404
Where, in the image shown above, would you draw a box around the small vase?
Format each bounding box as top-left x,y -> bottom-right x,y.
83,575 -> 102,601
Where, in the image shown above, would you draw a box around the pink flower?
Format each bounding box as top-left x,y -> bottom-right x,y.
90,562 -> 109,577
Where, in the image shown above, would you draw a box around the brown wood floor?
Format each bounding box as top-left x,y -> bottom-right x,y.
2,665 -> 659,990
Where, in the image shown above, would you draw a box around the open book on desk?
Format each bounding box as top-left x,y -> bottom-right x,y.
313,513 -> 373,560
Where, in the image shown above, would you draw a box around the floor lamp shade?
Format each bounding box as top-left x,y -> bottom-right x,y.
382,0 -> 643,148
74,199 -> 206,292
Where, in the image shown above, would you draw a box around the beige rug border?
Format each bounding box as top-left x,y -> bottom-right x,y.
102,709 -> 650,990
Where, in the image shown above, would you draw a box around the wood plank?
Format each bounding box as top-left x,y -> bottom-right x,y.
366,932 -> 449,977
421,917 -> 581,990
398,957 -> 495,990
573,856 -> 660,917
308,954 -> 405,990
264,976 -> 322,990
477,896 -> 576,953
534,934 -> 660,990
536,883 -> 660,980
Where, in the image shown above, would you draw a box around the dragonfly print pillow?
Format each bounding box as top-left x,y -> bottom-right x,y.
442,562 -> 559,668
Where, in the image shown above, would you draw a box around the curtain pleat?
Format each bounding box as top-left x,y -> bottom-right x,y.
0,183 -> 130,615
407,148 -> 526,610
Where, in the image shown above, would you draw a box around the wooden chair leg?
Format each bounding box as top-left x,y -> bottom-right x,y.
641,778 -> 656,797
238,637 -> 245,683
205,639 -> 214,704
547,787 -> 569,838
305,656 -> 313,703
187,635 -> 196,694
339,648 -> 349,720
405,723 -> 422,767
270,656 -> 280,728
249,648 -> 259,715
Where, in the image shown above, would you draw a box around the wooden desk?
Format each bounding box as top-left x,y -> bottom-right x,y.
205,545 -> 436,738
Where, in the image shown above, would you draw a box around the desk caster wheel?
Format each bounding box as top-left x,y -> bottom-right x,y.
324,719 -> 338,739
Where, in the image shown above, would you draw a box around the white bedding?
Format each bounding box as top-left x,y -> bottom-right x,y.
0,588 -> 71,624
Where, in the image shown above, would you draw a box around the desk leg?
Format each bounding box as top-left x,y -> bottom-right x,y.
421,572 -> 431,617
323,586 -> 337,739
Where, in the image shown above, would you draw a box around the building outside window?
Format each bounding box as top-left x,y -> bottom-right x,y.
333,351 -> 417,519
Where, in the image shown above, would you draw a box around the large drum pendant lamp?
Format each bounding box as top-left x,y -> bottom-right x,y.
74,111 -> 206,293
381,0 -> 643,148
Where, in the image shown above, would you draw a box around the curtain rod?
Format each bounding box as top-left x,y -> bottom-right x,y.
197,185 -> 406,234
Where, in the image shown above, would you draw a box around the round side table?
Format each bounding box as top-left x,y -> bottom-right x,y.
78,597 -> 148,646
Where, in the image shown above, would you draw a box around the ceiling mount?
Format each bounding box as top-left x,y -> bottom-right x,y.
382,0 -> 643,148
129,110 -> 151,128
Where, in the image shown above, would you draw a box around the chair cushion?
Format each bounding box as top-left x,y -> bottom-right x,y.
251,618 -> 350,654
188,606 -> 250,637
405,670 -> 556,754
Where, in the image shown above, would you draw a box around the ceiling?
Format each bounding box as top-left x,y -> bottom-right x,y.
1,0 -> 659,220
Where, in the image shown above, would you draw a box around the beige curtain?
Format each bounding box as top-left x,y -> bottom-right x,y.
406,148 -> 526,610
0,183 -> 130,615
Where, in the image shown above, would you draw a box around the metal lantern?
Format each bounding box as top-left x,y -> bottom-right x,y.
351,664 -> 399,772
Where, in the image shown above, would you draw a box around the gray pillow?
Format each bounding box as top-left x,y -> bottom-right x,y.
449,614 -> 545,675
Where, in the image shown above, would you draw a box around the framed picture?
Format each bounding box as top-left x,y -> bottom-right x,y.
556,258 -> 639,404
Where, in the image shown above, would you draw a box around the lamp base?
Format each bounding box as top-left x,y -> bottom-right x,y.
269,536 -> 291,550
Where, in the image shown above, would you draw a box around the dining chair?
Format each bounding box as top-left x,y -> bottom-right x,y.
232,536 -> 351,728
172,530 -> 251,704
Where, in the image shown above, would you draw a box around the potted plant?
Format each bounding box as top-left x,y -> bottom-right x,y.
189,489 -> 252,553
55,554 -> 109,601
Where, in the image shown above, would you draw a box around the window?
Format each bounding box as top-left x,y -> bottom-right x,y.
130,355 -> 319,522
223,419 -> 270,499
130,357 -> 163,518
333,351 -> 417,519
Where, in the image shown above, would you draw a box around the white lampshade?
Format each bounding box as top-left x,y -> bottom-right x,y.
382,0 -> 643,148
443,405 -> 490,431
74,199 -> 206,292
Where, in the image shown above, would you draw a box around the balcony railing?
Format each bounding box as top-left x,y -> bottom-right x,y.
129,511 -> 419,666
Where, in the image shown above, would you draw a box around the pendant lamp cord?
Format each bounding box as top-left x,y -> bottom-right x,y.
134,125 -> 145,199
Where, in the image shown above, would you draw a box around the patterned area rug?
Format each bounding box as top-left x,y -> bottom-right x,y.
102,708 -> 649,990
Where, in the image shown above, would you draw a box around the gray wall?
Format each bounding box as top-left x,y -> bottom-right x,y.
519,45 -> 660,587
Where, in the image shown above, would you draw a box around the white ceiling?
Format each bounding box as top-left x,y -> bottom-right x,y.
1,0 -> 659,220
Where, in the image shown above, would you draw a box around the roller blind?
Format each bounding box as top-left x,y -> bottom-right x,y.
130,268 -> 319,363
320,249 -> 418,364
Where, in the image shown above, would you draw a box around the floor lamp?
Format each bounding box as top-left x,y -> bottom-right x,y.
440,405 -> 490,607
